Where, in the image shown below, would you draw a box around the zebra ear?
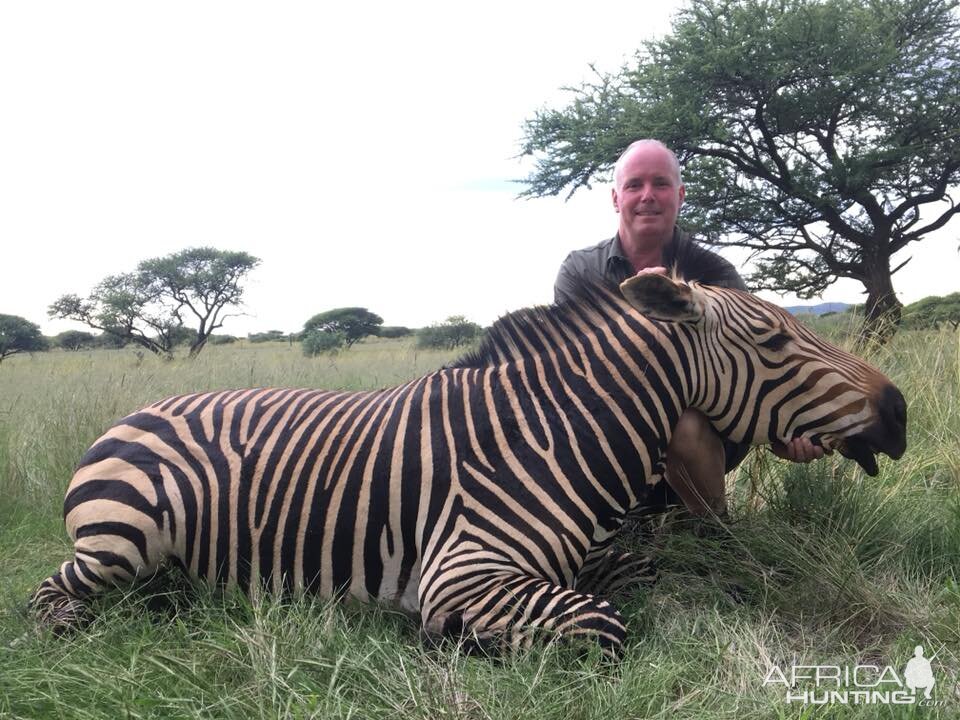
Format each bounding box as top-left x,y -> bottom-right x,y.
619,273 -> 705,323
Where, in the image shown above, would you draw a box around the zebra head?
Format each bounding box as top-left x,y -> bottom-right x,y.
620,273 -> 907,476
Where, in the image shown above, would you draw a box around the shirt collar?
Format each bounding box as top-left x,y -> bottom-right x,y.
607,227 -> 685,272
608,233 -> 628,265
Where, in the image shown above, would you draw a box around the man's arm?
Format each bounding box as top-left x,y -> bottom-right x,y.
674,237 -> 748,291
719,260 -> 748,292
553,258 -> 579,304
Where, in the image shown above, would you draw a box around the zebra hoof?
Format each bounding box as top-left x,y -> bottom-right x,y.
32,597 -> 89,636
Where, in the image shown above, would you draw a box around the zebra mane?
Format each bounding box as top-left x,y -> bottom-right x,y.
449,277 -> 626,369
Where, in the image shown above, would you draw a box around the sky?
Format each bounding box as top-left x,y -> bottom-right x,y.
2,1 -> 958,338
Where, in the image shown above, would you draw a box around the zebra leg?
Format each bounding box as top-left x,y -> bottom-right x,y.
31,546 -> 158,635
575,548 -> 658,597
421,573 -> 628,657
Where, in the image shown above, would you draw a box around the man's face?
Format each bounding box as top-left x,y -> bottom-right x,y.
612,144 -> 685,245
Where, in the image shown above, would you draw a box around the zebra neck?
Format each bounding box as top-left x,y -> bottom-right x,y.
446,285 -> 694,511
468,336 -> 687,520
546,311 -> 693,511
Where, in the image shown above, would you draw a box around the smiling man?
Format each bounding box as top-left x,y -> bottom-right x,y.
555,139 -> 822,516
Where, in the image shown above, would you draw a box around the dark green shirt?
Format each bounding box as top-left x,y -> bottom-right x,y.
554,227 -> 747,303
554,226 -> 750,475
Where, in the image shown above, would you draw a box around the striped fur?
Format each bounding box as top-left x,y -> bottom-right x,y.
31,277 -> 906,655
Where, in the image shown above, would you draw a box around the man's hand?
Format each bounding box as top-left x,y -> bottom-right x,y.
770,437 -> 825,463
634,266 -> 668,276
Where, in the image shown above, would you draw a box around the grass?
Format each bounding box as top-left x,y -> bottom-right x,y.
1,330 -> 959,719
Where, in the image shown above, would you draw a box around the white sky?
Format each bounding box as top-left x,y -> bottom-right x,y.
2,1 -> 958,337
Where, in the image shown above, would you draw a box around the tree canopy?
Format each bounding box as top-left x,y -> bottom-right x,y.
521,0 -> 960,343
901,292 -> 960,329
0,314 -> 47,364
303,308 -> 383,348
49,272 -> 174,357
138,248 -> 260,356
53,330 -> 96,351
416,315 -> 483,350
377,326 -> 413,339
49,247 -> 259,358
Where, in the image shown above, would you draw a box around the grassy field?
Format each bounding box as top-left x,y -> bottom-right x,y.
1,329 -> 958,719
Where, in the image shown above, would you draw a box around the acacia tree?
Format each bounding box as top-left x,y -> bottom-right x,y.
50,247 -> 259,358
53,330 -> 96,351
0,314 -> 48,364
303,308 -> 383,348
521,0 -> 960,342
49,272 -> 179,356
139,248 -> 260,357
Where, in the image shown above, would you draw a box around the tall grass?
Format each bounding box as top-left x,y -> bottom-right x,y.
0,338 -> 454,517
1,329 -> 958,719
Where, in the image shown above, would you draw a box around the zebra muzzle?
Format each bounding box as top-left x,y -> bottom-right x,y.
837,384 -> 908,477
838,435 -> 881,476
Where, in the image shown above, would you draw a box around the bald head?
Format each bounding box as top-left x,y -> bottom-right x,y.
613,140 -> 682,189
611,139 -> 686,249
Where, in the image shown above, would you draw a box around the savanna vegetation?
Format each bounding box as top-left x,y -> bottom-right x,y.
902,293 -> 960,331
300,307 -> 384,356
416,315 -> 484,351
49,247 -> 260,359
0,314 -> 47,364
1,318 -> 958,719
521,0 -> 960,343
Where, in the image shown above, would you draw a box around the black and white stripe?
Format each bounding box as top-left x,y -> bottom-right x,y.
31,276 -> 906,655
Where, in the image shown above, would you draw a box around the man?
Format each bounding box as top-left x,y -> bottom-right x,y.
555,139 -> 822,516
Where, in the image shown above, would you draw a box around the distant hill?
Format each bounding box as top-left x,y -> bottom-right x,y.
782,302 -> 851,316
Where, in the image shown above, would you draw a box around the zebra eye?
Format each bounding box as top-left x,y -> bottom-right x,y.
759,332 -> 790,352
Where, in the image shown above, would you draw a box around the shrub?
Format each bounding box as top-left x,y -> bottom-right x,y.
93,332 -> 128,349
303,308 -> 383,347
302,330 -> 346,356
54,330 -> 96,351
208,334 -> 238,345
377,326 -> 413,339
249,330 -> 287,344
0,314 -> 48,363
416,316 -> 482,350
167,326 -> 198,347
901,293 -> 960,330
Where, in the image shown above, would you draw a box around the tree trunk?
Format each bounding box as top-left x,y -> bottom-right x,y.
189,336 -> 207,359
132,336 -> 173,359
858,254 -> 902,348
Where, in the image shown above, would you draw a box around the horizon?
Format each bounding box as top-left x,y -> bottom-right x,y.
2,2 -> 958,338
29,296 -> 945,342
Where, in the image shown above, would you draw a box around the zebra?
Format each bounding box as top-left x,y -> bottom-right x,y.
30,273 -> 906,656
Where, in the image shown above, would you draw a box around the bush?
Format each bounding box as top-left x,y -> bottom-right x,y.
416,316 -> 482,350
249,330 -> 287,344
0,314 -> 48,363
302,330 -> 346,356
167,326 -> 198,347
377,326 -> 413,339
901,293 -> 960,330
54,330 -> 96,351
93,332 -> 128,349
208,334 -> 238,345
303,308 -> 383,347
